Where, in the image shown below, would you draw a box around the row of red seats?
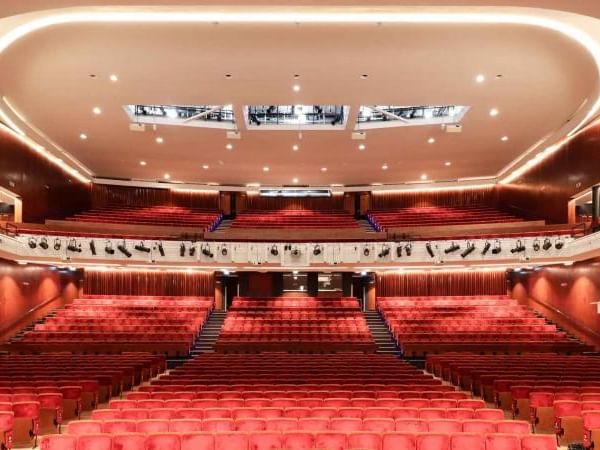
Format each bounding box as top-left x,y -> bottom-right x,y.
40,431 -> 555,450
135,388 -> 459,397
230,209 -> 360,229
67,416 -> 521,434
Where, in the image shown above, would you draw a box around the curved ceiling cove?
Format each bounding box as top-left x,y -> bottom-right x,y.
0,7 -> 599,190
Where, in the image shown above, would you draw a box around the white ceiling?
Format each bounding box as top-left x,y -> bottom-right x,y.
0,3 -> 599,189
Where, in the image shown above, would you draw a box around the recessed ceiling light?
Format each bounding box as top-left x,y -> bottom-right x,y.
360,74 -> 369,79
489,108 -> 499,117
444,161 -> 452,166
501,136 -> 509,141
109,74 -> 118,82
292,177 -> 299,184
428,137 -> 435,144
263,166 -> 270,172
321,167 -> 328,172
226,143 -> 233,150
92,107 -> 102,115
163,173 -> 170,180
202,164 -> 209,170
156,137 -> 164,144
292,144 -> 299,151
475,74 -> 485,83
293,74 -> 300,79
358,144 -> 366,151
139,161 -> 147,166
225,73 -> 232,78
382,164 -> 388,170
79,133 -> 87,140
292,84 -> 301,92
421,174 -> 428,180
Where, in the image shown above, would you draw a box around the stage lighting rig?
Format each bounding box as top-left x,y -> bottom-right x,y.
28,237 -> 37,249
482,241 -> 491,255
542,238 -> 552,251
396,245 -> 403,258
532,239 -> 541,252
426,242 -> 435,258
134,241 -> 151,253
313,245 -> 322,256
67,239 -> 81,253
89,240 -> 96,256
405,243 -> 412,256
444,242 -> 460,254
270,245 -> 279,256
180,243 -> 186,257
54,239 -> 62,251
491,240 -> 502,255
555,238 -> 564,250
39,237 -> 49,250
510,240 -> 526,253
117,242 -> 132,258
157,242 -> 165,257
105,240 -> 115,255
461,242 -> 476,258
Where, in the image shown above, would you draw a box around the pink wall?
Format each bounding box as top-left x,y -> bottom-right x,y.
0,261 -> 81,342
508,261 -> 600,350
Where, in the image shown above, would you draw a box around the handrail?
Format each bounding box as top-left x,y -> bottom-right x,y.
0,293 -> 62,338
525,294 -> 600,345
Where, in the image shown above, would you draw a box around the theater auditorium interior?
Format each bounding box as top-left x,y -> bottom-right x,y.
4,2 -> 600,450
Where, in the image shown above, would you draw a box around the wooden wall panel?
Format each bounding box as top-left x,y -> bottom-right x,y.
0,261 -> 81,342
0,129 -> 91,222
371,188 -> 497,210
237,193 -> 346,210
496,121 -> 600,224
377,271 -> 508,297
83,270 -> 214,296
508,261 -> 600,350
91,184 -> 219,209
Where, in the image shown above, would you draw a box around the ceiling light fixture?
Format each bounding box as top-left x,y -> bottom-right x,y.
501,136 -> 509,141
92,107 -> 102,115
321,167 -> 328,172
163,173 -> 170,180
156,137 -> 164,144
292,84 -> 301,92
263,166 -> 270,172
444,161 -> 451,166
79,133 -> 87,140
382,164 -> 388,170
292,177 -> 299,184
139,160 -> 147,166
292,144 -> 299,151
109,74 -> 118,82
361,74 -> 369,79
489,108 -> 499,117
421,174 -> 428,180
358,144 -> 366,151
226,143 -> 233,150
428,137 -> 435,144
475,74 -> 485,83
202,164 -> 209,170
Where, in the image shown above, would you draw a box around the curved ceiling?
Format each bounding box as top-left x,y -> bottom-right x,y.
0,3 -> 599,191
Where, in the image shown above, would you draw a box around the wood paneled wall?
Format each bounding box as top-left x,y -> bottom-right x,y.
370,188 -> 497,210
508,261 -> 600,350
496,121 -> 600,224
0,129 -> 91,223
83,270 -> 214,297
237,193 -> 348,211
91,184 -> 219,209
0,261 -> 81,342
376,271 -> 508,297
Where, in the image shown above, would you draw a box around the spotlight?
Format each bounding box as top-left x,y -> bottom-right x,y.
117,242 -> 132,258
491,240 -> 502,255
157,242 -> 165,257
134,241 -> 151,253
542,238 -> 552,251
426,242 -> 435,258
105,240 -> 115,255
313,245 -> 322,256
291,247 -> 300,257
221,246 -> 228,256
510,240 -> 526,254
201,245 -> 213,258
331,114 -> 342,126
396,245 -> 403,258
28,237 -> 37,249
378,246 -> 390,259
532,239 -> 541,252
89,240 -> 96,256
444,242 -> 461,254
54,239 -> 62,251
405,243 -> 412,257
249,113 -> 261,126
271,245 -> 279,256
39,237 -> 49,250
190,244 -> 197,257
67,239 -> 81,253
363,247 -> 370,257
555,239 -> 564,250
482,241 -> 491,255
180,243 -> 186,257
460,242 -> 476,258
